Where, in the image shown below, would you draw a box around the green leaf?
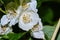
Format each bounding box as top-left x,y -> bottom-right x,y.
7,32 -> 27,40
37,0 -> 42,8
29,37 -> 32,40
2,35 -> 9,39
2,0 -> 13,6
44,33 -> 49,40
0,8 -> 6,14
13,0 -> 20,7
42,8 -> 53,24
57,33 -> 60,40
43,25 -> 55,40
5,2 -> 18,10
0,0 -> 4,4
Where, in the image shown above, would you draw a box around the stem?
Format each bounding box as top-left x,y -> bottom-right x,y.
0,0 -> 4,4
0,8 -> 6,14
51,18 -> 60,40
20,0 -> 23,5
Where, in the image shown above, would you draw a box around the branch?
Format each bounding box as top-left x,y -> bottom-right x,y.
0,8 -> 6,14
51,18 -> 60,40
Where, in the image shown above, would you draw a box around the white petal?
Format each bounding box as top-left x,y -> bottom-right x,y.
4,27 -> 12,34
0,27 -> 12,35
19,11 -> 39,31
31,0 -> 36,2
0,27 -> 4,35
27,0 -> 38,12
16,6 -> 22,14
9,18 -> 18,27
31,31 -> 45,39
7,10 -> 19,27
0,24 -> 3,35
1,15 -> 9,26
31,0 -> 37,8
0,23 -> 12,35
38,19 -> 43,31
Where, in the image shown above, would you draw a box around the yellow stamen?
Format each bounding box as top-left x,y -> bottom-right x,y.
2,26 -> 7,31
22,2 -> 30,10
23,14 -> 31,23
32,23 -> 39,31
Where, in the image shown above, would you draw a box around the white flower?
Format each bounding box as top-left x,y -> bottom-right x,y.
1,8 -> 21,26
0,25 -> 12,35
19,11 -> 39,31
31,19 -> 45,39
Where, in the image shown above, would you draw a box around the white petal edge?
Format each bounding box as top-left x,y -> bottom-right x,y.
9,18 -> 18,27
38,18 -> 43,31
27,0 -> 38,12
4,27 -> 12,35
1,15 -> 9,26
16,6 -> 22,14
31,31 -> 45,39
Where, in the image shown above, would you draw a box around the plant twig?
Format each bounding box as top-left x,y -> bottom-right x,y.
51,18 -> 60,40
0,0 -> 4,4
0,8 -> 6,14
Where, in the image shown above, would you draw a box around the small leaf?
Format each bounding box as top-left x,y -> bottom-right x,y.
43,25 -> 55,40
5,2 -> 18,10
37,0 -> 42,8
2,0 -> 13,6
0,8 -> 6,14
57,33 -> 60,40
0,0 -> 4,4
2,35 -> 9,39
7,32 -> 27,40
29,37 -> 32,40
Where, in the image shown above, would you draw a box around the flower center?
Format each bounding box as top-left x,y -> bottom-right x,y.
2,26 -> 7,31
9,10 -> 17,17
22,3 -> 30,10
32,23 -> 39,31
23,14 -> 31,24
7,10 -> 17,20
